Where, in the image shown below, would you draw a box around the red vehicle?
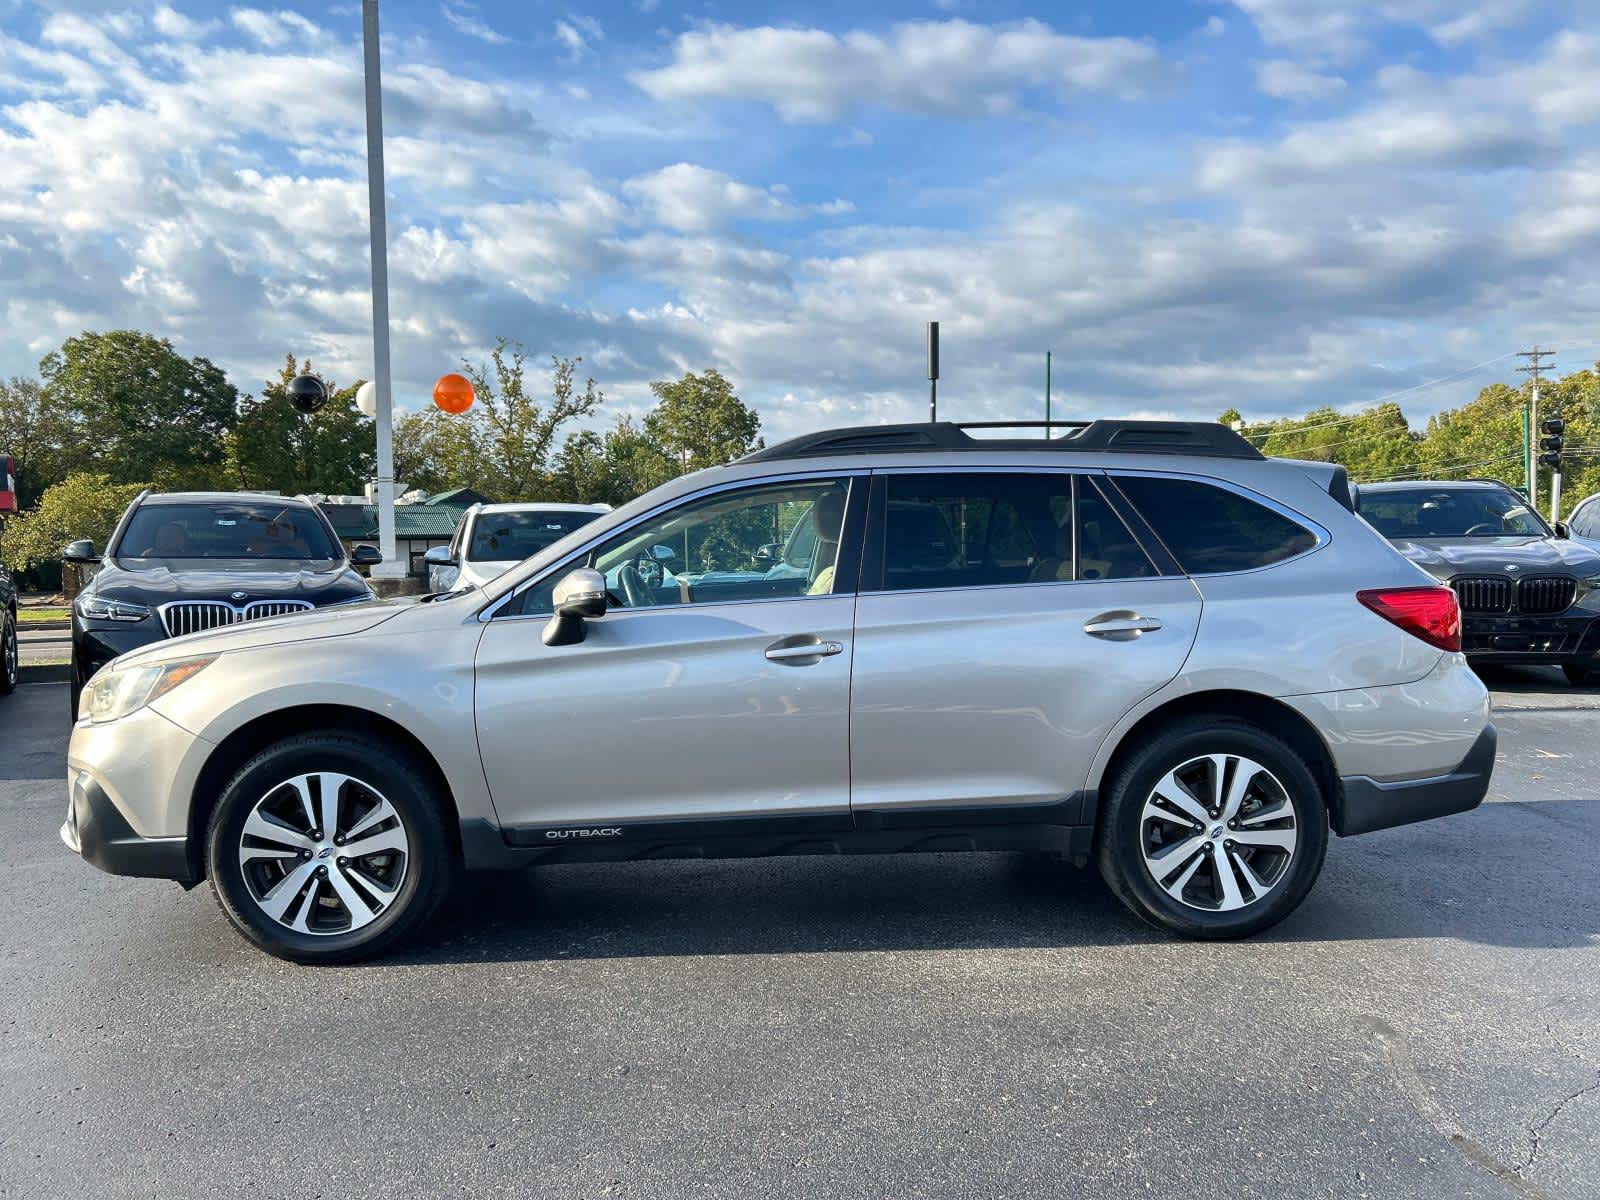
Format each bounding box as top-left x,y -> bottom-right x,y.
0,455 -> 15,513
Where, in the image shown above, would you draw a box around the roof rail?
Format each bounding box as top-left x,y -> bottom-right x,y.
741,420 -> 1264,464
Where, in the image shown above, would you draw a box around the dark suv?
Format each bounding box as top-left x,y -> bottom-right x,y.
1,558 -> 16,696
66,491 -> 378,713
1354,479 -> 1600,682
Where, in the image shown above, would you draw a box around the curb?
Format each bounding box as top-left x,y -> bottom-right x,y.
19,663 -> 71,684
18,619 -> 70,631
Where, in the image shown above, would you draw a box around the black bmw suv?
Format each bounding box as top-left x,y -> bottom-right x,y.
1354,479 -> 1600,682
67,491 -> 378,713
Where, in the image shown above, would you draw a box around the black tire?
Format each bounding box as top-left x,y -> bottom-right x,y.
207,732 -> 454,964
0,610 -> 17,695
68,649 -> 83,717
1562,662 -> 1593,686
1096,716 -> 1329,940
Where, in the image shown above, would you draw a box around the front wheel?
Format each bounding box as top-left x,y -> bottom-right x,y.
207,732 -> 454,963
1096,716 -> 1329,939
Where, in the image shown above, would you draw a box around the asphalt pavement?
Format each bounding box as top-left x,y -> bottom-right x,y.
1,669 -> 1597,1199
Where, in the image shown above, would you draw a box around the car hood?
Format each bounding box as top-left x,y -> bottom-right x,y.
459,560 -> 518,587
116,595 -> 411,666
90,558 -> 373,605
1390,536 -> 1600,578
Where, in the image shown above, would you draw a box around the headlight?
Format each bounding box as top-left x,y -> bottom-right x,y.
79,656 -> 215,724
75,593 -> 151,623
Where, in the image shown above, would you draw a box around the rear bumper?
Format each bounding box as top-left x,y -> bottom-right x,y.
1333,724 -> 1496,836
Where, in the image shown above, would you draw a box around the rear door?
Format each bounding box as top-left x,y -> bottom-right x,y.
847,469 -> 1201,822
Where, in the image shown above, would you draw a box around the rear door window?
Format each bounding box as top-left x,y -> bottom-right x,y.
1112,475 -> 1317,574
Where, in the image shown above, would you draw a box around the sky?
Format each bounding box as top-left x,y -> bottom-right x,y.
0,0 -> 1597,443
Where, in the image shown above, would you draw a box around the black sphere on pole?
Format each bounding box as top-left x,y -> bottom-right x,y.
286,375 -> 329,415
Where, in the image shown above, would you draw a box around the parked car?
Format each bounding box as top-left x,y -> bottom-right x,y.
62,420 -> 1494,962
1353,478 -> 1600,683
423,501 -> 609,592
0,559 -> 16,696
1562,490 -> 1600,553
66,491 -> 379,714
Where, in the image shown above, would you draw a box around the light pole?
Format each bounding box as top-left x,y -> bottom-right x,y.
362,0 -> 401,580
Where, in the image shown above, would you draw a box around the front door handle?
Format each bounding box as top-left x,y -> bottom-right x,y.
1083,612 -> 1163,639
765,639 -> 844,663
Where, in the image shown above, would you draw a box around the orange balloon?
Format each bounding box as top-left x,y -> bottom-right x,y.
433,372 -> 475,414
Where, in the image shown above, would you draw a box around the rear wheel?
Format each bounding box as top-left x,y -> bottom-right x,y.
1562,662 -> 1594,686
207,732 -> 454,963
1096,716 -> 1329,939
0,610 -> 17,695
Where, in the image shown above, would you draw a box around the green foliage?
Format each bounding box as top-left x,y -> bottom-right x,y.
394,342 -> 603,501
229,356 -> 374,496
644,369 -> 763,472
39,330 -> 237,488
550,417 -> 676,508
0,473 -> 148,572
1246,402 -> 1418,481
0,376 -> 73,508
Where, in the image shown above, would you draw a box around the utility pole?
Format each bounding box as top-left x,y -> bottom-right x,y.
362,0 -> 401,580
1517,346 -> 1554,513
926,321 -> 940,422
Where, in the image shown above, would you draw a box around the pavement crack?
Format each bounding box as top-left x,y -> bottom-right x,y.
1365,1016 -> 1560,1200
1515,1068 -> 1600,1178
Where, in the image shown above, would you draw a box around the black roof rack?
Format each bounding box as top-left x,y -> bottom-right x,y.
742,419 -> 1264,464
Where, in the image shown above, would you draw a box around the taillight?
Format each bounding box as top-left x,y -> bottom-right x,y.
1357,587 -> 1461,653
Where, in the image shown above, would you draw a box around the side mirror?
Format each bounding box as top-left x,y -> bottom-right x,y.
351,544 -> 384,566
753,542 -> 781,564
543,566 -> 608,647
421,545 -> 456,567
651,544 -> 676,562
63,539 -> 100,564
1555,521 -> 1570,539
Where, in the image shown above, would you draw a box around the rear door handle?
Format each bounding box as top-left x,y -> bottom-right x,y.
765,639 -> 844,663
1083,613 -> 1163,639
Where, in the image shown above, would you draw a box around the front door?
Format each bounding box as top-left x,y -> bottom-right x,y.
474,474 -> 864,835
848,469 -> 1201,822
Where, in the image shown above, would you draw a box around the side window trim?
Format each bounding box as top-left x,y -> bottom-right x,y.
1086,472 -> 1181,576
859,466 -> 1162,595
481,469 -> 868,621
1104,469 -> 1330,576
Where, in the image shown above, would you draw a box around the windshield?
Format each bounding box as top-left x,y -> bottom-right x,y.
1357,487 -> 1550,539
116,502 -> 342,560
468,510 -> 603,562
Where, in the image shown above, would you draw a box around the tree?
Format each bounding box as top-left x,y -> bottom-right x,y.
550,417 -> 675,507
229,356 -> 374,496
39,330 -> 237,487
1415,383 -> 1528,488
0,473 -> 148,573
0,376 -> 74,508
394,343 -> 603,501
643,369 -> 762,472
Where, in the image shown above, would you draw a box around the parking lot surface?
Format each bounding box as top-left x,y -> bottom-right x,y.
2,670 -> 1597,1199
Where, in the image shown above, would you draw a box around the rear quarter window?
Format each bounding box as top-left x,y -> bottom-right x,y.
1113,475 -> 1318,574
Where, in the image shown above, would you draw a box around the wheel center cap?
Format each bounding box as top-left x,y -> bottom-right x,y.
316,845 -> 334,859
1208,825 -> 1224,840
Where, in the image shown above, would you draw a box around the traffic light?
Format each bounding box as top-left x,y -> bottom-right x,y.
1539,416 -> 1565,470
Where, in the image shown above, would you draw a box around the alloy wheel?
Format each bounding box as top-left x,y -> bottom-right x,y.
1139,753 -> 1298,912
3,619 -> 16,687
237,772 -> 410,936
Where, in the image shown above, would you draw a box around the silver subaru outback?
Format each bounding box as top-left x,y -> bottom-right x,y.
62,420 -> 1495,962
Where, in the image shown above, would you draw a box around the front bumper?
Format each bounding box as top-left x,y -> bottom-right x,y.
72,617 -> 165,682
61,770 -> 196,882
1334,724 -> 1497,836
1459,612 -> 1600,662
64,703 -> 211,883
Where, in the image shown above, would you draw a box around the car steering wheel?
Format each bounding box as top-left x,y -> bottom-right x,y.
1464,522 -> 1500,536
619,563 -> 653,607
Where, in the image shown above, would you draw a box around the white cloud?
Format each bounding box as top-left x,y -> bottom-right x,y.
1255,60 -> 1346,102
623,164 -> 790,232
152,5 -> 220,40
442,2 -> 511,46
632,18 -> 1170,122
230,8 -> 323,50
1231,0 -> 1542,64
1204,16 -> 1226,37
554,16 -> 602,60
